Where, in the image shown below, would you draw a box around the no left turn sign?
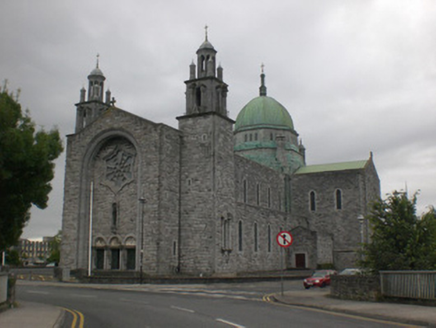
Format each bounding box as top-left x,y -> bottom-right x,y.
276,231 -> 293,248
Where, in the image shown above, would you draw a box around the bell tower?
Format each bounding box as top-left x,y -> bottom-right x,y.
177,29 -> 236,275
184,27 -> 228,116
75,55 -> 113,133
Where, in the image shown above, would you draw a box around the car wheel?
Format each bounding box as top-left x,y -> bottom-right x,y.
305,286 -> 310,289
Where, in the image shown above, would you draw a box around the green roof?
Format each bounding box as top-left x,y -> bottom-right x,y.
234,96 -> 294,132
295,160 -> 368,174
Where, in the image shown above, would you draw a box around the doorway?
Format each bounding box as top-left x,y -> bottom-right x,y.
295,253 -> 306,268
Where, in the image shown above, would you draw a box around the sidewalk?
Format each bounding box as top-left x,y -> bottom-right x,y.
0,301 -> 64,328
273,289 -> 436,327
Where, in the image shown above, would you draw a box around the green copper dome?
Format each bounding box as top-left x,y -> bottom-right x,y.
234,95 -> 294,132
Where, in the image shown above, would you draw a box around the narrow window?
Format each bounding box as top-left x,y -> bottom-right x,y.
256,184 -> 260,205
278,191 -> 282,211
249,134 -> 253,141
173,241 -> 177,256
254,133 -> 258,140
111,249 -> 120,270
243,180 -> 247,203
310,191 -> 316,212
126,248 -> 136,270
268,187 -> 271,208
244,134 -> 247,142
268,225 -> 272,253
238,221 -> 243,252
335,189 -> 342,210
112,202 -> 118,227
270,133 -> 273,141
96,249 -> 104,269
254,222 -> 258,252
222,218 -> 231,250
196,87 -> 201,106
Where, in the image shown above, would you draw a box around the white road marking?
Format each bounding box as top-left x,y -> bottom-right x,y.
26,291 -> 49,295
170,305 -> 195,313
216,318 -> 246,328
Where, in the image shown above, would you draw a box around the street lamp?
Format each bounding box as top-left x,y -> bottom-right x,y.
139,198 -> 146,284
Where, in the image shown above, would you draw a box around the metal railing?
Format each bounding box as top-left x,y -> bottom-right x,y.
380,271 -> 436,300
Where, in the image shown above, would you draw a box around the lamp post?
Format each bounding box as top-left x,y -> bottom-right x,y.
139,198 -> 146,284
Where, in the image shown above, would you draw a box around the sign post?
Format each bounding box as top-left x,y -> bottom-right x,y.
276,231 -> 293,296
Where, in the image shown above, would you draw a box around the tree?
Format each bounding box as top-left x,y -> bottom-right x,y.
0,83 -> 63,251
46,230 -> 61,264
360,191 -> 436,272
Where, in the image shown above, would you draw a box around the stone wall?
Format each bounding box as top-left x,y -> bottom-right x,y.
330,275 -> 381,301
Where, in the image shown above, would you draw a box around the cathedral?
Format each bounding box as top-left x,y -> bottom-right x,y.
60,34 -> 380,278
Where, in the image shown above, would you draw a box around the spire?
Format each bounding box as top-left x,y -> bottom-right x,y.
96,53 -> 100,69
259,63 -> 267,96
205,24 -> 208,42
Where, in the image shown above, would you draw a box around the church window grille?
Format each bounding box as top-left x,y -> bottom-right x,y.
243,179 -> 247,203
256,184 -> 260,205
254,223 -> 259,252
238,221 -> 243,252
336,189 -> 342,210
310,191 -> 316,212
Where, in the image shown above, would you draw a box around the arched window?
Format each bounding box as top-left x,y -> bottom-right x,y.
336,189 -> 342,210
238,221 -> 243,252
243,179 -> 247,203
254,222 -> 259,252
310,191 -> 316,212
222,214 -> 231,250
112,202 -> 118,227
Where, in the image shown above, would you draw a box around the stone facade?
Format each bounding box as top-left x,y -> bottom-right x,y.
60,36 -> 380,277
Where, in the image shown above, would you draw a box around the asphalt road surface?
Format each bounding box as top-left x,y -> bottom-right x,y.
17,282 -> 407,328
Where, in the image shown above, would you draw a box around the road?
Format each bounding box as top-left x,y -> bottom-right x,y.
17,281 -> 407,328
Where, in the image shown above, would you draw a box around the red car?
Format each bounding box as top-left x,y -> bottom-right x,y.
303,270 -> 337,289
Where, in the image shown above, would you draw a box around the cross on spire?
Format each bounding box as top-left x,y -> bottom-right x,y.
261,63 -> 265,74
205,25 -> 208,41
96,53 -> 100,68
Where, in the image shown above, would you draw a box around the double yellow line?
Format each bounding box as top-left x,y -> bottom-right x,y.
62,308 -> 85,328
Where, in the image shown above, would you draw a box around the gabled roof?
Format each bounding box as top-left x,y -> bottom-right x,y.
295,159 -> 368,175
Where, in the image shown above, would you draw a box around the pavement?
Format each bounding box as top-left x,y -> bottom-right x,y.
0,282 -> 435,328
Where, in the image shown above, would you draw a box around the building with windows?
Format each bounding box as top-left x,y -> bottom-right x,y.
60,35 -> 379,277
17,237 -> 53,265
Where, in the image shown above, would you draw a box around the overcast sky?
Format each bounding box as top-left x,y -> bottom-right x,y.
2,1 -> 436,240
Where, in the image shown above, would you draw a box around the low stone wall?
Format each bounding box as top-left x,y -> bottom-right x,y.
330,275 -> 381,301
